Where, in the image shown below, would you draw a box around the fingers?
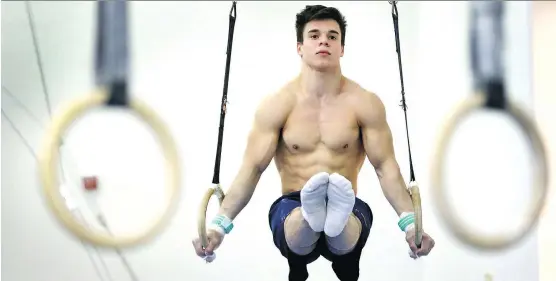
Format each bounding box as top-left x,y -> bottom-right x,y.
192,238 -> 216,263
205,239 -> 218,255
416,237 -> 435,256
193,230 -> 223,262
408,249 -> 418,259
406,232 -> 435,259
206,230 -> 223,253
192,239 -> 206,258
411,236 -> 435,258
408,239 -> 419,254
204,253 -> 216,263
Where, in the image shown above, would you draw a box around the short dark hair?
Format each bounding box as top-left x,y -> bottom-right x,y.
295,5 -> 347,46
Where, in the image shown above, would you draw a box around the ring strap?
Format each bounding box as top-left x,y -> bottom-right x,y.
389,1 -> 416,182
212,1 -> 237,185
470,1 -> 506,109
390,2 -> 423,248
95,0 -> 129,106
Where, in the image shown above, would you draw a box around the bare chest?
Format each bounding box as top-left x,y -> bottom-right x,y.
281,100 -> 360,153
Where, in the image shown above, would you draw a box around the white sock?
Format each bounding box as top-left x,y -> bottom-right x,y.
300,172 -> 329,232
324,173 -> 356,237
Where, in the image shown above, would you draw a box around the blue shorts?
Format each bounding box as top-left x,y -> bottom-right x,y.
268,191 -> 373,281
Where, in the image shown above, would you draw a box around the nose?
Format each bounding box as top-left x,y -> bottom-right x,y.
319,37 -> 330,46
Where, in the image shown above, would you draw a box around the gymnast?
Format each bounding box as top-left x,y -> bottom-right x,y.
192,5 -> 435,280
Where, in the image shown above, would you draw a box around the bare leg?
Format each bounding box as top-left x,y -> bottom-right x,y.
285,207 -> 321,255
325,214 -> 362,255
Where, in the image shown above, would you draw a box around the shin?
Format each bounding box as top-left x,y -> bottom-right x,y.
285,207 -> 321,255
325,214 -> 362,255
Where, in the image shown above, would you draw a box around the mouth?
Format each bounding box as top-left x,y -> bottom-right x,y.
316,51 -> 331,55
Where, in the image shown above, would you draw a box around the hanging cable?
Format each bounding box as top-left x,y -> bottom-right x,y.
1,108 -> 110,281
37,0 -> 181,251
389,0 -> 415,182
29,0 -> 139,277
3,1 -> 138,279
2,86 -> 45,127
1,109 -> 38,158
25,1 -> 54,118
212,1 -> 237,185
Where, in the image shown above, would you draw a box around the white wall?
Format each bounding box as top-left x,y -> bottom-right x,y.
1,1 -> 541,281
532,2 -> 556,281
416,2 -> 539,281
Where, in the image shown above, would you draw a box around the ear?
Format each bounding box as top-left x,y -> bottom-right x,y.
297,42 -> 303,57
340,45 -> 344,57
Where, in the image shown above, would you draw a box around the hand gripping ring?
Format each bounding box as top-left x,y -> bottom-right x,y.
38,88 -> 181,248
430,92 -> 549,250
197,184 -> 225,249
409,181 -> 423,246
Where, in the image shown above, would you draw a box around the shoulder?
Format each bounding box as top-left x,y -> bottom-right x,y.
343,79 -> 387,127
253,81 -> 296,129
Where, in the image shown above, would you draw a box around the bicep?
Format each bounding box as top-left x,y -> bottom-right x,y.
241,96 -> 285,173
357,92 -> 398,175
242,121 -> 279,173
362,123 -> 396,172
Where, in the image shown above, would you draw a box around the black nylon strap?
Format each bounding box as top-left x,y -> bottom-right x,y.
212,2 -> 237,185
469,1 -> 506,110
390,2 -> 416,182
95,0 -> 129,107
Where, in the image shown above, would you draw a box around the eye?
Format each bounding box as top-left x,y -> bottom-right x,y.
310,34 -> 318,39
329,35 -> 337,40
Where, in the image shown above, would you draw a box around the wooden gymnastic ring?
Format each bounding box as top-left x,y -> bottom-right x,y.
197,184 -> 225,249
38,88 -> 181,248
408,181 -> 423,247
430,92 -> 549,250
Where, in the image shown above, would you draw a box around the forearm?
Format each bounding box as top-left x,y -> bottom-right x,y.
379,175 -> 414,215
377,162 -> 415,216
217,165 -> 263,220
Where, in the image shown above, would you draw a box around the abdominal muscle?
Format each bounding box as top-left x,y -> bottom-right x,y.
275,143 -> 366,195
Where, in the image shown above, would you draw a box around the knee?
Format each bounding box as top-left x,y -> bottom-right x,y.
285,208 -> 320,255
287,240 -> 318,256
325,214 -> 362,255
326,237 -> 358,256
327,246 -> 354,256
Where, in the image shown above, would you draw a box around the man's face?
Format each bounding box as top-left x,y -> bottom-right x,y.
297,19 -> 344,70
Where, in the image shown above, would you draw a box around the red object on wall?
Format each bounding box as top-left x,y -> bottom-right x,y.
82,176 -> 98,191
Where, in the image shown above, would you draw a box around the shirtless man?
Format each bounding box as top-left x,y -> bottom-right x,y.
192,5 -> 435,280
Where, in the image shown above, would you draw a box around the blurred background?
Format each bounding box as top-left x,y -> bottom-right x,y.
2,1 -> 554,281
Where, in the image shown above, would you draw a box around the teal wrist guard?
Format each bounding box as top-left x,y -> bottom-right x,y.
211,214 -> 234,234
398,212 -> 415,232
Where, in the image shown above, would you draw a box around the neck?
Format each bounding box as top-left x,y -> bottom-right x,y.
298,63 -> 343,98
